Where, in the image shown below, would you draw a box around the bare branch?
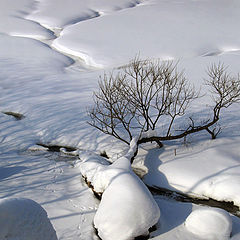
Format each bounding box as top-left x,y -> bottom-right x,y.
88,58 -> 239,152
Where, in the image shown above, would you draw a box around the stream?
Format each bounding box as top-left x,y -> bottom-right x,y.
148,185 -> 240,217
28,144 -> 240,218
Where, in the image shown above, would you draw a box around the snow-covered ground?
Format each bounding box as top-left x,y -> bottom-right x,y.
1,0 -> 240,239
0,198 -> 58,240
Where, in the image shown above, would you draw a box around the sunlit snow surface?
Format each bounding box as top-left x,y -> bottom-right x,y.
52,0 -> 240,68
185,208 -> 232,240
0,0 -> 240,239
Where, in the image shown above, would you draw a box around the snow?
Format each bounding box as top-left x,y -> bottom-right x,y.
76,139 -> 160,240
0,0 -> 53,40
0,34 -> 72,71
150,197 -> 240,240
0,0 -> 240,239
185,208 -> 232,240
77,152 -> 110,192
0,198 -> 57,240
94,160 -> 160,240
0,147 -> 100,240
143,136 -> 240,207
77,137 -> 139,193
27,0 -> 142,29
92,157 -> 160,240
52,0 -> 240,68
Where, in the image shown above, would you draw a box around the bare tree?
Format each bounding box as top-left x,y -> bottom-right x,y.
204,62 -> 240,138
88,58 -> 240,151
88,57 -> 198,145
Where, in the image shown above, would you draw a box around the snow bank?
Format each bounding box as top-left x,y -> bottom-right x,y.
0,198 -> 57,240
185,208 -> 232,240
202,174 -> 240,208
0,34 -> 72,71
77,136 -> 139,193
144,137 -> 240,208
76,151 -> 110,192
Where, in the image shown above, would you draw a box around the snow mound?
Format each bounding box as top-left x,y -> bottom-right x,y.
77,137 -> 139,193
76,139 -> 160,240
0,198 -> 57,240
185,207 -> 232,240
93,157 -> 160,240
76,151 -> 110,190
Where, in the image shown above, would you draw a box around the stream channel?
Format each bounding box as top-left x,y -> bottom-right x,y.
31,143 -> 240,218
23,143 -> 240,240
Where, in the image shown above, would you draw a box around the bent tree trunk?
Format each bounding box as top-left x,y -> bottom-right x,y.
88,59 -> 240,160
138,115 -> 219,146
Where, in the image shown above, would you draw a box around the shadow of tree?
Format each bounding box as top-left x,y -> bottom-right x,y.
0,166 -> 27,180
0,151 -> 100,240
142,147 -> 192,235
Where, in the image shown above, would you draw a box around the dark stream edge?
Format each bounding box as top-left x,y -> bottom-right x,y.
26,147 -> 240,240
147,185 -> 240,217
33,144 -> 240,217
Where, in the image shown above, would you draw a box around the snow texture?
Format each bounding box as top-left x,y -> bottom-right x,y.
185,207 -> 232,240
0,198 -> 57,240
77,152 -> 111,193
77,136 -> 139,193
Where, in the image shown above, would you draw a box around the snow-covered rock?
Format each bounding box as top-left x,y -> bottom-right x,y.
77,151 -> 110,189
93,157 -> 160,240
184,207 -> 232,240
76,139 -> 160,240
0,198 -> 57,240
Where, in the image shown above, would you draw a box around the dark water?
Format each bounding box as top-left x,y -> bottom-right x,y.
31,144 -> 240,218
148,185 -> 240,217
26,146 -> 240,240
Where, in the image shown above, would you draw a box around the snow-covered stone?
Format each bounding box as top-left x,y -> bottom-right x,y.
93,157 -> 160,240
0,198 -> 57,240
184,207 -> 232,240
76,141 -> 160,240
77,151 -> 110,189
